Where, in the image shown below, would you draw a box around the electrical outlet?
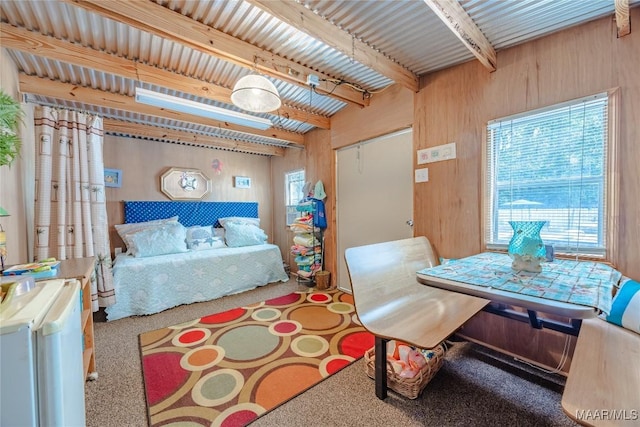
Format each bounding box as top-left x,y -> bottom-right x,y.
306,74 -> 319,87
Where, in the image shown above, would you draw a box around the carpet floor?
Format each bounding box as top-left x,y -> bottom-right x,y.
85,279 -> 579,426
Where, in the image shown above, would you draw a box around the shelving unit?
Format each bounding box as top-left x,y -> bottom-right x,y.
290,199 -> 324,286
56,257 -> 97,381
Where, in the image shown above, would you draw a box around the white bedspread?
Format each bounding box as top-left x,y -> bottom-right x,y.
105,244 -> 289,321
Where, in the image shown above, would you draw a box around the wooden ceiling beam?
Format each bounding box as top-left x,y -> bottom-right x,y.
614,0 -> 631,38
249,0 -> 419,93
1,23 -> 330,130
65,0 -> 369,107
103,119 -> 286,156
19,75 -> 305,146
423,0 -> 497,72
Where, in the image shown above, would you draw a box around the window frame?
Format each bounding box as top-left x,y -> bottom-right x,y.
482,89 -> 619,261
285,169 -> 306,226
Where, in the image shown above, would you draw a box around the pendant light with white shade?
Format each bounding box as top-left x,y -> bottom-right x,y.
231,74 -> 282,113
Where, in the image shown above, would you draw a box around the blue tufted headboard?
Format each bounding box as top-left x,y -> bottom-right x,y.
123,201 -> 258,227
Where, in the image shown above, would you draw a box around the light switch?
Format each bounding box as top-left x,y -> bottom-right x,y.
415,168 -> 429,183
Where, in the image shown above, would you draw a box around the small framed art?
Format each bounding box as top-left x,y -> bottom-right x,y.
234,176 -> 251,189
104,168 -> 122,188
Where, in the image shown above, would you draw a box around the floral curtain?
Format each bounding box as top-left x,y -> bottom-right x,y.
34,106 -> 115,310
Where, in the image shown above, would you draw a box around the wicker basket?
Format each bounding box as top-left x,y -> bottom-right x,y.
315,270 -> 330,290
364,343 -> 446,399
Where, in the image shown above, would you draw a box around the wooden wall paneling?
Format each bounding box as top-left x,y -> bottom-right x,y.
458,311 -> 577,375
270,146 -> 305,272
413,10 -> 639,366
321,83 -> 414,285
103,136 -> 273,254
304,128 -> 335,278
612,8 -> 640,278
414,10 -> 638,274
330,83 -> 413,150
414,60 -> 489,259
270,128 -> 333,282
272,83 -> 414,285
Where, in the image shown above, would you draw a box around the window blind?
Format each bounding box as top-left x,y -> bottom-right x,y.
484,93 -> 609,257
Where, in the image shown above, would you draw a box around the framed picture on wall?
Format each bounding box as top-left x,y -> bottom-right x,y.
104,168 -> 122,188
234,176 -> 251,189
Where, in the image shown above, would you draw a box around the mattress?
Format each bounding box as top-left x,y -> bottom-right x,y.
105,244 -> 289,321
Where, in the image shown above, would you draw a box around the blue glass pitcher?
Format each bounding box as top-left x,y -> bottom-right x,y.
508,221 -> 547,272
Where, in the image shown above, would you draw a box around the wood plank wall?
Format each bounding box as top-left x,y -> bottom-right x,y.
271,146 -> 305,272
330,83 -> 414,150
272,84 -> 414,285
281,10 -> 639,371
413,10 -> 639,370
414,9 -> 639,279
271,129 -> 336,282
304,129 -> 335,277
103,136 -> 274,253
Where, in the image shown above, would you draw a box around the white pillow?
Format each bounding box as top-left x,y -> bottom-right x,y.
128,223 -> 188,257
115,216 -> 179,253
223,222 -> 267,247
218,216 -> 260,227
186,225 -> 226,251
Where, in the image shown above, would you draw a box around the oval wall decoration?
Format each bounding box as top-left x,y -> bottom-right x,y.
161,167 -> 211,200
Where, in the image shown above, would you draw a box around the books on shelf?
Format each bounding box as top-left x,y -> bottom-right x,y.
2,260 -> 60,278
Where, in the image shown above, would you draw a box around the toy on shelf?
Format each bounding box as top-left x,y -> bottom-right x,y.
2,258 -> 60,279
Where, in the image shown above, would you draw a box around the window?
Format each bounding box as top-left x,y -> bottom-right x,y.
285,169 -> 305,225
484,92 -> 616,258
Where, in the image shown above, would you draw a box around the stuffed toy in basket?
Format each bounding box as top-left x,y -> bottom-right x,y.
364,340 -> 446,399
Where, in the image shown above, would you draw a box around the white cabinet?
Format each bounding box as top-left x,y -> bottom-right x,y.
0,278 -> 85,426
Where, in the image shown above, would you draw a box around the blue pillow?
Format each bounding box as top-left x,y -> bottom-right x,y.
606,278 -> 640,334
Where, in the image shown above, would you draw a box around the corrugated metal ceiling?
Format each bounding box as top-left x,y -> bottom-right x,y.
461,0 -> 621,49
1,0 -> 635,154
303,0 -> 475,75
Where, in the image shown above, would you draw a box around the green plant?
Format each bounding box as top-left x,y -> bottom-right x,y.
0,89 -> 24,167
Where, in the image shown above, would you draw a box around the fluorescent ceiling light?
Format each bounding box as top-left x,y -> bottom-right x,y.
135,87 -> 273,130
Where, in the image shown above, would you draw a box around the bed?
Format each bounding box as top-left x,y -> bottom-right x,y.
104,201 -> 289,321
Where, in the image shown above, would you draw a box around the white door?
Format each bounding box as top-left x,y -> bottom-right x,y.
336,128 -> 413,291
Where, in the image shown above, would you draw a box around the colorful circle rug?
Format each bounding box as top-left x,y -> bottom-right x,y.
139,290 -> 374,426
